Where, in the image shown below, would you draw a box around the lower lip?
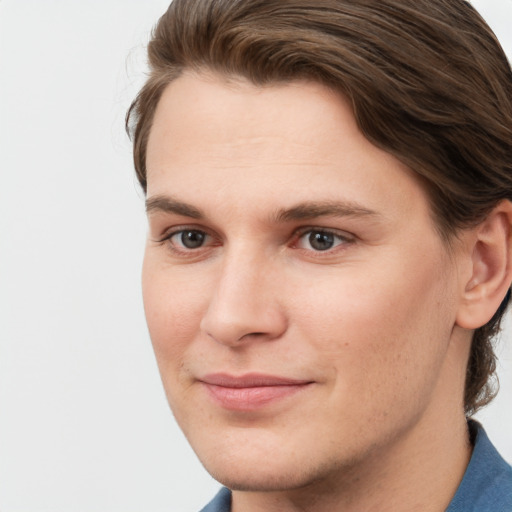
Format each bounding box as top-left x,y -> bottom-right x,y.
203,383 -> 311,411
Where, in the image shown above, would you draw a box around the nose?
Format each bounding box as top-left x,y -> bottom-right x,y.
200,249 -> 287,346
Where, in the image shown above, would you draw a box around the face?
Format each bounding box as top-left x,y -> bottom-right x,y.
143,72 -> 467,491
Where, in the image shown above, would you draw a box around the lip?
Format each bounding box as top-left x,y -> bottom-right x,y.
199,373 -> 313,411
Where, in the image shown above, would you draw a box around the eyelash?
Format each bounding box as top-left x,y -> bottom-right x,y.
157,227 -> 217,254
292,227 -> 354,253
157,226 -> 354,256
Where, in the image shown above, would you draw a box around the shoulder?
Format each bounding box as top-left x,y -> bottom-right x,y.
447,421 -> 512,512
199,487 -> 232,512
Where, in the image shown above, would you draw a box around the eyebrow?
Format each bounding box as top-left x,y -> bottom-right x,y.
273,201 -> 380,223
145,195 -> 204,219
145,195 -> 379,223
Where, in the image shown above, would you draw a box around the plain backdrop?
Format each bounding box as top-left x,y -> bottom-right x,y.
0,1 -> 511,511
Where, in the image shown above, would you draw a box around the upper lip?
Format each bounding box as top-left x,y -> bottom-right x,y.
200,373 -> 313,388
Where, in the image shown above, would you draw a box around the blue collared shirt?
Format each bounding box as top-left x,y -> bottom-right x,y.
200,422 -> 512,512
447,421 -> 512,511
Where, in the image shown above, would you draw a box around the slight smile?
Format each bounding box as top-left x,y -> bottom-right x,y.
200,373 -> 314,411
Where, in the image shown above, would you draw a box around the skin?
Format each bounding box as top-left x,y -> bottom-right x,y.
143,71 -> 477,512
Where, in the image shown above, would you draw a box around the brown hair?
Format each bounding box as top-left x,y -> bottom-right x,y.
126,0 -> 512,415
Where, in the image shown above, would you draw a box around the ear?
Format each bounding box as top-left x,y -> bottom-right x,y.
456,200 -> 512,330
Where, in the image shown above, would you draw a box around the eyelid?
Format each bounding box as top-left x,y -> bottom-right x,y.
151,224 -> 356,257
291,226 -> 356,252
153,225 -> 220,258
154,224 -> 211,243
293,226 -> 355,241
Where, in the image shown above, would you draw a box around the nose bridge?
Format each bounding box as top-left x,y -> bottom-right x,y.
200,242 -> 286,345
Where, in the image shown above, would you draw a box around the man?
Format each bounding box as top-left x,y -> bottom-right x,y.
127,1 -> 512,510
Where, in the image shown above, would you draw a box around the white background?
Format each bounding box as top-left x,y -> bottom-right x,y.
0,1 -> 511,511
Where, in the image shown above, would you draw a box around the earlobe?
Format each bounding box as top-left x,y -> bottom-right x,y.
456,200 -> 512,330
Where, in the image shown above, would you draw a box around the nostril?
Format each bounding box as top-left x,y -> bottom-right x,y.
238,332 -> 267,341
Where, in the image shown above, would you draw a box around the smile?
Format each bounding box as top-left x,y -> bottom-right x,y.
199,373 -> 314,411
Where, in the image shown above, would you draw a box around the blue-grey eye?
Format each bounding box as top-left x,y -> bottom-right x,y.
297,229 -> 348,251
174,230 -> 207,249
308,231 -> 335,251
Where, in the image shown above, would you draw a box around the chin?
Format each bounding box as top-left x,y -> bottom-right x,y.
203,456 -> 324,493
192,430 -> 356,494
188,429 -> 313,490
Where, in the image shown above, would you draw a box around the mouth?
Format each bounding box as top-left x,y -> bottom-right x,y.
199,373 -> 314,411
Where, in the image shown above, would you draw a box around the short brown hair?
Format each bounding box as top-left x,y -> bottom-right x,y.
126,0 -> 512,415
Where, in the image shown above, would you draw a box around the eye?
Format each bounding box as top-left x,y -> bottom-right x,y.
296,229 -> 350,252
168,229 -> 210,250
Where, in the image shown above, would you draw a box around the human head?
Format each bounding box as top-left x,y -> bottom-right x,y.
127,0 -> 512,414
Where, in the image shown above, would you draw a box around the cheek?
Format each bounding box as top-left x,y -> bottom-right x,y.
291,250 -> 456,400
141,258 -> 208,377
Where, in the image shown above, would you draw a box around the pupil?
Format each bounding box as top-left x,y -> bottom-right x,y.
181,230 -> 205,249
309,231 -> 334,251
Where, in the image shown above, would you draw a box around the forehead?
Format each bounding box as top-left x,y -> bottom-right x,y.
146,72 -> 436,235
147,72 -> 350,167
